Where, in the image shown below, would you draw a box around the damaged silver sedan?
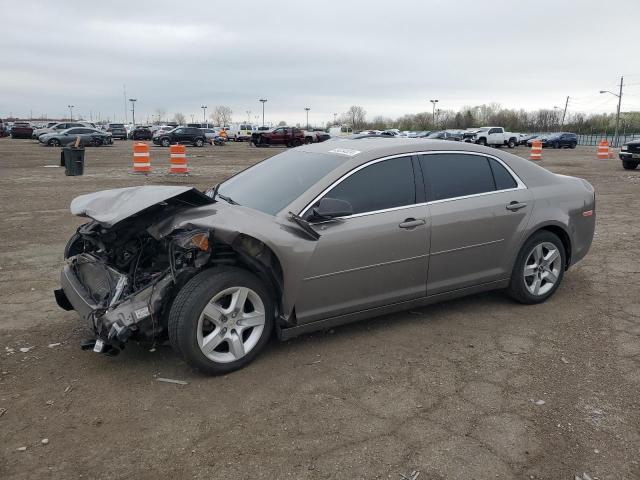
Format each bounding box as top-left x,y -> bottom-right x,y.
56,139 -> 596,374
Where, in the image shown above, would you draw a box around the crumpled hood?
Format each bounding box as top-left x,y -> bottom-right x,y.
70,186 -> 213,227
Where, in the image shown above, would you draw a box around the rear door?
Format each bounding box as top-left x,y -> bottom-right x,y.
295,155 -> 430,323
419,152 -> 533,295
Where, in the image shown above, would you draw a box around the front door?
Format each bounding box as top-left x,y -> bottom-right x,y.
419,152 -> 533,295
295,155 -> 430,324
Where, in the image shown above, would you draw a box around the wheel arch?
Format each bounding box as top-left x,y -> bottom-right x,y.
525,223 -> 572,270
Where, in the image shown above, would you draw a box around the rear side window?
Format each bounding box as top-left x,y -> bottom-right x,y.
420,153 -> 495,201
488,158 -> 517,190
323,157 -> 415,215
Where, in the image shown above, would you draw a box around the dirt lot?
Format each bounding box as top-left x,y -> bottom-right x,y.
0,139 -> 638,479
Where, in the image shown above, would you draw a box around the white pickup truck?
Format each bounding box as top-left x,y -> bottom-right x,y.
471,127 -> 519,148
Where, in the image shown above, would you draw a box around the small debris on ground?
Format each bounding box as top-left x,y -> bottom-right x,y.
0,407 -> 7,417
533,399 -> 546,406
561,356 -> 570,364
399,471 -> 420,480
19,346 -> 35,353
48,343 -> 62,348
17,446 -> 27,451
305,360 -> 322,365
156,377 -> 188,385
41,438 -> 49,445
45,400 -> 54,406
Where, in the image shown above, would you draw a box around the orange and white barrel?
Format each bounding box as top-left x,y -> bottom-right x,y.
597,139 -> 609,160
530,139 -> 542,161
169,144 -> 188,174
132,142 -> 150,173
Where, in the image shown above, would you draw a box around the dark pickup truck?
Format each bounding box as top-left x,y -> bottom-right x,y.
251,126 -> 305,147
11,122 -> 34,139
620,139 -> 640,170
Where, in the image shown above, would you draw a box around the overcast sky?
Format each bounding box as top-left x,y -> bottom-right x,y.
2,0 -> 639,125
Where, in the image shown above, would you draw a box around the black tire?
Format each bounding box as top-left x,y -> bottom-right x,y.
477,138 -> 487,146
168,267 -> 274,375
507,230 -> 566,305
194,138 -> 204,147
553,142 -> 560,149
622,160 -> 639,170
507,139 -> 516,149
48,139 -> 61,147
570,143 -> 577,149
161,138 -> 171,147
305,137 -> 312,145
92,137 -> 103,147
292,138 -> 302,147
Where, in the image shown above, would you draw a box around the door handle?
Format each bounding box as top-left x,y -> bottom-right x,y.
506,201 -> 527,211
399,218 -> 426,229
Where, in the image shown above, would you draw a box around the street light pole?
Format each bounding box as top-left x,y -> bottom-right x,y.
429,99 -> 439,125
259,99 -> 267,127
129,98 -> 137,126
68,105 -> 74,121
201,105 -> 207,125
305,107 -> 310,129
600,76 -> 624,147
246,110 -> 251,123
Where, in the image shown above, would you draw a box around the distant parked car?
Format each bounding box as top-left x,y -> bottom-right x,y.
152,127 -> 206,147
303,130 -> 331,144
39,127 -> 113,147
33,122 -> 92,139
427,131 -> 463,141
619,139 -> 640,170
10,122 -> 33,139
227,124 -> 256,142
129,126 -> 153,140
106,123 -> 127,140
251,126 -> 305,147
541,132 -> 577,149
519,134 -> 539,146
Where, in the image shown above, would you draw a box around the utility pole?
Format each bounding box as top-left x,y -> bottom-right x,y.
561,96 -> 569,126
201,105 -> 207,124
68,105 -> 74,121
246,110 -> 251,123
305,107 -> 310,129
599,76 -> 624,147
129,98 -> 137,126
259,99 -> 267,126
123,84 -> 128,124
333,112 -> 337,125
430,99 -> 439,125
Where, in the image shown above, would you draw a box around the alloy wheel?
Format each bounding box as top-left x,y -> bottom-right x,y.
523,242 -> 561,296
196,286 -> 266,363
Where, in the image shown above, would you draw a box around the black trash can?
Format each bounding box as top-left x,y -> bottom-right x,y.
61,146 -> 85,176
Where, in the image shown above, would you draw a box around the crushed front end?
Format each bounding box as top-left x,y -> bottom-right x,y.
54,187 -> 215,355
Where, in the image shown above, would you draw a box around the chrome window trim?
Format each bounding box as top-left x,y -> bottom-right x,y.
299,150 -> 527,220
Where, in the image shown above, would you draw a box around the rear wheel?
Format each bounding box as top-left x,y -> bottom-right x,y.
48,139 -> 61,147
570,143 -> 577,149
553,142 -> 560,149
477,138 -> 487,146
194,138 -> 204,147
508,231 -> 565,304
161,138 -> 171,147
622,160 -> 639,170
292,138 -> 302,147
507,139 -> 516,148
168,268 -> 274,375
92,137 -> 103,147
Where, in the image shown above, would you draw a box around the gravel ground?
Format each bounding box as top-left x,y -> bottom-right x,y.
0,139 -> 638,480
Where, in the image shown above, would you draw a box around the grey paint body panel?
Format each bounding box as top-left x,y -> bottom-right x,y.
63,139 -> 596,339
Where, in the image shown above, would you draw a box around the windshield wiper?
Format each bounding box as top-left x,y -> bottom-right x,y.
217,193 -> 239,205
287,212 -> 320,241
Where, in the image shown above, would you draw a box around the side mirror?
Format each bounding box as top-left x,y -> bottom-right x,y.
312,197 -> 353,220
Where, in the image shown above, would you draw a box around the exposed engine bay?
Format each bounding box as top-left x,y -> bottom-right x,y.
55,187 -> 285,355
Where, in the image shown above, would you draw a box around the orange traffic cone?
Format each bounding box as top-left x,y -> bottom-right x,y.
530,139 -> 542,161
132,142 -> 150,173
597,139 -> 609,160
169,144 -> 188,174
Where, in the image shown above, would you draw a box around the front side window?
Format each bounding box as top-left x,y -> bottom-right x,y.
174,128 -> 184,134
420,153 -> 495,201
319,156 -> 415,215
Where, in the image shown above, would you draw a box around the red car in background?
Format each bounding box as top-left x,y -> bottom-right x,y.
10,122 -> 34,139
251,126 -> 306,147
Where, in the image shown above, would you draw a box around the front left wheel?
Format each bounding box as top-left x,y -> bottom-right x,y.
168,267 -> 274,375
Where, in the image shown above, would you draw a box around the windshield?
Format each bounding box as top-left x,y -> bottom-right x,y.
217,150 -> 344,215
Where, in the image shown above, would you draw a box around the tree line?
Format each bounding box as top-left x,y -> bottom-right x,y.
333,104 -> 640,134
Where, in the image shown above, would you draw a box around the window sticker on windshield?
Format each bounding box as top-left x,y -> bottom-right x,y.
329,148 -> 361,157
